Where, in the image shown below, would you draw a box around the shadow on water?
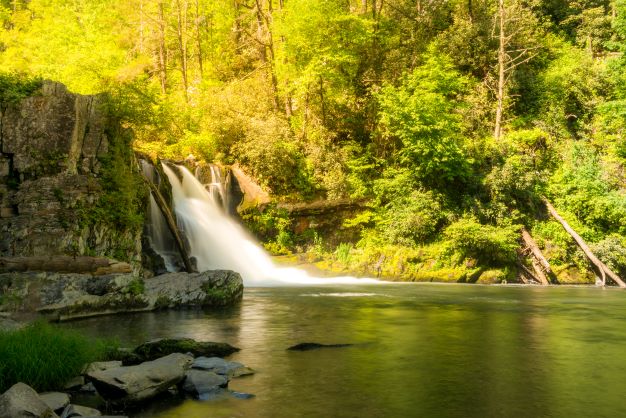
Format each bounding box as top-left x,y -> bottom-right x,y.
62,283 -> 626,418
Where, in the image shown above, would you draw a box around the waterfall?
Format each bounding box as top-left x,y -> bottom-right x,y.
163,163 -> 379,286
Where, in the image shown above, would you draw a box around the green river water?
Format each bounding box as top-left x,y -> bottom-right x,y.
64,283 -> 626,418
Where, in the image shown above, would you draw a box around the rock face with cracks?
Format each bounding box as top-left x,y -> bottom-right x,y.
0,81 -> 144,265
0,269 -> 243,320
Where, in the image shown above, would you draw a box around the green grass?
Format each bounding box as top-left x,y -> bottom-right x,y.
0,321 -> 113,392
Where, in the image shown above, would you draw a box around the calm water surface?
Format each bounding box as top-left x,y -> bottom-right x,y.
64,283 -> 626,418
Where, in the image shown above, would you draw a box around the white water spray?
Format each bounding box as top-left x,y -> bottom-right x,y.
162,164 -> 379,286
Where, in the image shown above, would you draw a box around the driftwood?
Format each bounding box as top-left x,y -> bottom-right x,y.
517,263 -> 536,284
146,182 -> 193,273
0,256 -> 131,275
544,198 -> 626,288
521,228 -> 551,285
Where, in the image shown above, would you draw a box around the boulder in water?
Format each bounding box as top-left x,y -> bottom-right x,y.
133,339 -> 239,363
181,370 -> 227,396
86,353 -> 193,403
192,357 -> 254,378
287,342 -> 355,351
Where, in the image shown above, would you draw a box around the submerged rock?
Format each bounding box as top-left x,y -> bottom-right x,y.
192,357 -> 254,378
181,370 -> 227,396
0,382 -> 58,418
133,339 -> 239,363
86,353 -> 193,403
287,342 -> 355,351
196,388 -> 255,402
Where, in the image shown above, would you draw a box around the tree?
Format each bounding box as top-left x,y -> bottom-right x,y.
493,0 -> 543,141
376,51 -> 471,187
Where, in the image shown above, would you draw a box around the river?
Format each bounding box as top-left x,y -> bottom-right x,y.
63,283 -> 626,418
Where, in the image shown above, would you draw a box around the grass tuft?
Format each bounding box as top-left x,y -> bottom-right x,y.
0,321 -> 113,392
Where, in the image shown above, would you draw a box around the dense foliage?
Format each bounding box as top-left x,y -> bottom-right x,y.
1,0 -> 626,281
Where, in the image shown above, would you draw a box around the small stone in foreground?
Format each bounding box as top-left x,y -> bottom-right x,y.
87,353 -> 193,403
39,392 -> 70,413
192,357 -> 255,378
182,370 -> 228,396
60,404 -> 101,417
0,382 -> 58,418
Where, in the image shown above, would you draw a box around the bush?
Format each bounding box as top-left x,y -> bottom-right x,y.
379,190 -> 449,246
591,235 -> 626,277
232,115 -> 315,198
0,72 -> 42,106
0,322 -> 110,392
334,242 -> 353,264
444,217 -> 521,265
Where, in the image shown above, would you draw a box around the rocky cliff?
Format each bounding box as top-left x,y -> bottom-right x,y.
0,81 -> 146,266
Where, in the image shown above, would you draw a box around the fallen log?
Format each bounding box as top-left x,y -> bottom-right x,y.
0,256 -> 131,275
521,228 -> 552,274
517,263 -> 535,284
543,198 -> 625,288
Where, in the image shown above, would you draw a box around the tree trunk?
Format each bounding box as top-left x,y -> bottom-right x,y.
0,256 -> 132,275
521,228 -> 552,274
147,182 -> 194,273
494,0 -> 505,141
194,0 -> 204,78
517,262 -> 537,284
176,0 -> 189,102
157,2 -> 168,94
521,228 -> 552,285
544,198 -> 626,288
254,0 -> 280,111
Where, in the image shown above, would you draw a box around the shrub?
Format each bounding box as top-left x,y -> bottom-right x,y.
334,242 -> 353,264
444,216 -> 521,265
0,321 -> 110,392
0,72 -> 42,106
379,190 -> 449,246
591,235 -> 626,277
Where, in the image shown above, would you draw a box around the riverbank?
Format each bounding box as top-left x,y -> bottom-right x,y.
0,322 -> 253,417
272,250 -> 596,286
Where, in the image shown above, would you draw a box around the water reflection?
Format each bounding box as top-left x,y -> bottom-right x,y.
63,284 -> 626,418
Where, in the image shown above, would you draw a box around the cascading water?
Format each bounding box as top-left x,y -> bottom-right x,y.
163,163 -> 379,286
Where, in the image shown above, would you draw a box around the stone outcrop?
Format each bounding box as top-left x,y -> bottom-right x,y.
0,81 -> 145,269
0,382 -> 58,418
86,353 -> 193,403
0,269 -> 243,320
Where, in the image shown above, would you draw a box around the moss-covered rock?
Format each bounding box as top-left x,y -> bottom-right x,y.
1,269 -> 244,321
132,338 -> 239,363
